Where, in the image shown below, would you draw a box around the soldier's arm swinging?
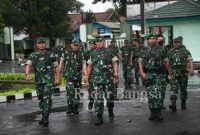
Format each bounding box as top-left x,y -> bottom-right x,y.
112,61 -> 118,84
86,64 -> 92,86
164,61 -> 172,80
58,58 -> 64,75
25,64 -> 31,81
138,59 -> 147,80
188,59 -> 194,76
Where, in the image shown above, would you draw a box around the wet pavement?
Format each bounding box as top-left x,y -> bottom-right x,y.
0,61 -> 200,135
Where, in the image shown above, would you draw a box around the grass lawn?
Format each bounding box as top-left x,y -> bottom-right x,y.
0,83 -> 35,96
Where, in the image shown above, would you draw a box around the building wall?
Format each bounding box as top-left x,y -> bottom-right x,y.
144,19 -> 200,61
173,21 -> 200,61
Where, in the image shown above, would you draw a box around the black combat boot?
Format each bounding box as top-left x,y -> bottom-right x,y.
38,112 -> 44,125
181,99 -> 186,110
43,113 -> 49,127
73,104 -> 79,114
149,109 -> 156,121
95,114 -> 103,125
108,108 -> 114,121
88,101 -> 93,110
156,109 -> 164,122
169,100 -> 177,112
66,104 -> 74,115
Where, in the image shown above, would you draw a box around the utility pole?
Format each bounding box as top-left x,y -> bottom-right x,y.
140,0 -> 145,44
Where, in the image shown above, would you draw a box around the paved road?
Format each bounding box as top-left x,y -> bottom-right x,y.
0,61 -> 200,135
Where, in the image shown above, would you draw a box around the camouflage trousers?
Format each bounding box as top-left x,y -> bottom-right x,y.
88,79 -> 94,103
66,80 -> 81,106
122,64 -> 133,85
93,83 -> 115,115
134,64 -> 140,83
170,73 -> 188,101
145,72 -> 166,109
36,83 -> 53,114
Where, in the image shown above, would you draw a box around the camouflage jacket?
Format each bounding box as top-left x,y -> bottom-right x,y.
27,51 -> 58,84
107,45 -> 119,57
139,45 -> 168,73
120,45 -> 132,65
132,45 -> 145,67
87,47 -> 118,84
168,46 -> 192,75
62,48 -> 84,81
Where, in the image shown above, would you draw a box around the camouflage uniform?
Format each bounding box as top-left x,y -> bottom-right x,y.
139,45 -> 168,109
120,45 -> 132,87
107,44 -> 119,58
131,45 -> 145,84
52,46 -> 64,63
87,47 -> 118,115
168,45 -> 192,105
26,51 -> 58,114
84,48 -> 95,107
62,48 -> 84,111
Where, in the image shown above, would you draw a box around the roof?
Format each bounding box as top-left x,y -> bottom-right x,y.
127,0 -> 200,23
68,12 -> 123,32
96,22 -> 120,29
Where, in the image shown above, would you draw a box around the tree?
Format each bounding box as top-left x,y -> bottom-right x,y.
92,0 -> 171,17
82,11 -> 96,23
106,8 -> 115,13
0,12 -> 5,38
70,0 -> 84,13
1,0 -> 76,47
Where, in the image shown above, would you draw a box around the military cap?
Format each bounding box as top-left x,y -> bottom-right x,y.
36,37 -> 46,44
96,36 -> 105,42
177,36 -> 183,41
131,37 -> 140,43
174,37 -> 182,43
88,40 -> 96,44
146,32 -> 157,39
72,39 -> 80,46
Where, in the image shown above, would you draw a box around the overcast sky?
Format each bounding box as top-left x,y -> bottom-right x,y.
78,0 -> 114,13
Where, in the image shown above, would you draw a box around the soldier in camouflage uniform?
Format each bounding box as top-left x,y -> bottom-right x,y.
59,39 -> 85,115
139,32 -> 171,121
86,36 -> 118,125
157,34 -> 168,109
130,38 -> 144,85
26,37 -> 60,127
52,45 -> 64,64
120,39 -> 132,88
107,38 -> 120,58
168,37 -> 194,111
84,40 -> 96,110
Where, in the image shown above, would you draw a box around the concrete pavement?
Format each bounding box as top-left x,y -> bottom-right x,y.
0,61 -> 200,135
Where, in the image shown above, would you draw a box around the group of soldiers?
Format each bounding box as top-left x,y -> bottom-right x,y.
25,32 -> 194,127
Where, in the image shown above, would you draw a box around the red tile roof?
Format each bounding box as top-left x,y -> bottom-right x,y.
68,12 -> 123,32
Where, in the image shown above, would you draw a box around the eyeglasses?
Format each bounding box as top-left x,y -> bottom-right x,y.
174,41 -> 180,43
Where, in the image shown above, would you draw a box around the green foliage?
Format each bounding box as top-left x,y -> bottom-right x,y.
0,73 -> 34,80
0,87 -> 33,96
0,0 -> 76,41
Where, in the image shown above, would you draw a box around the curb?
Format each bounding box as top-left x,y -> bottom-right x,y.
0,87 -> 66,103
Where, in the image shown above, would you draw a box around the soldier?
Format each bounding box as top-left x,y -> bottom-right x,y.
130,37 -> 144,85
84,39 -> 96,110
138,32 -> 171,121
26,37 -> 61,127
107,38 -> 120,58
86,36 -> 118,125
59,39 -> 85,115
168,37 -> 194,111
156,34 -> 168,109
120,39 -> 132,89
